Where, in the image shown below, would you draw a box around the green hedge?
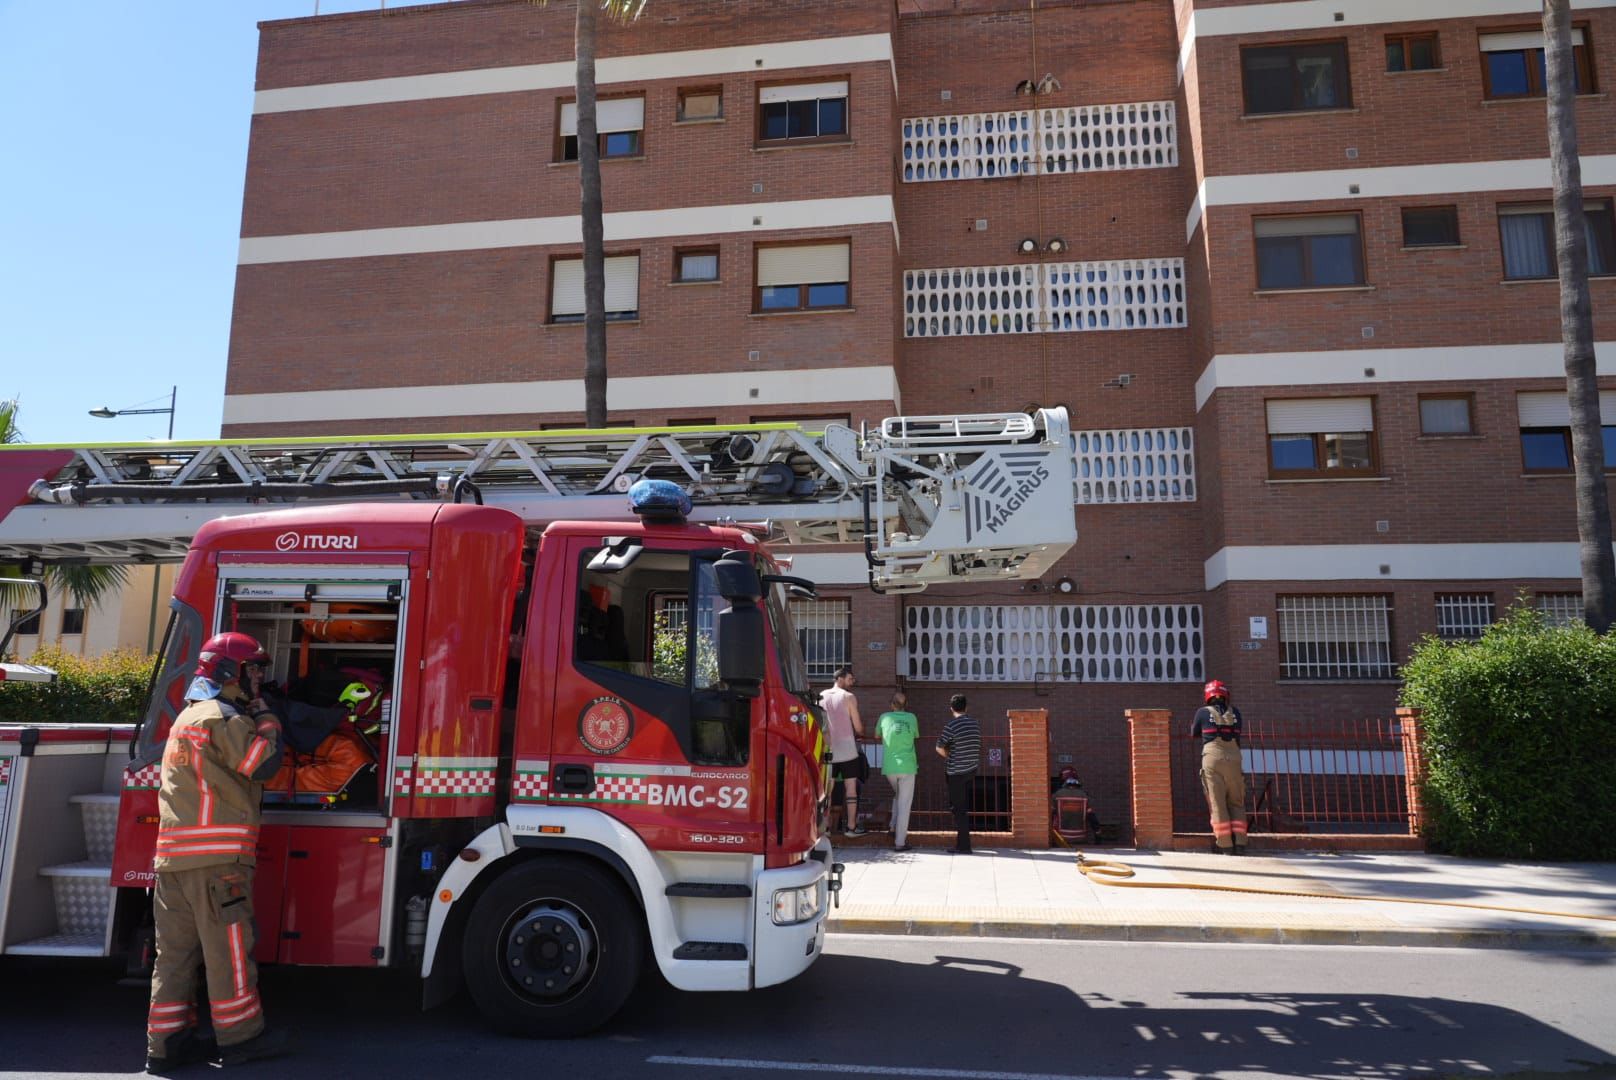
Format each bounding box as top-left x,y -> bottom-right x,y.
1400,606 -> 1616,860
0,646 -> 157,726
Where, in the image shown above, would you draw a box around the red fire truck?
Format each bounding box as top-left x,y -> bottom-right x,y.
0,411 -> 1075,1035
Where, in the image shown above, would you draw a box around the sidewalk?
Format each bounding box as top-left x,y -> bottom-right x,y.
826,845 -> 1616,950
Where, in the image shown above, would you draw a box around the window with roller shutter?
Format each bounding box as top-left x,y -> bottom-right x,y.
1266,397 -> 1378,479
550,254 -> 641,323
557,96 -> 645,161
753,241 -> 851,312
756,80 -> 849,143
1516,390 -> 1616,473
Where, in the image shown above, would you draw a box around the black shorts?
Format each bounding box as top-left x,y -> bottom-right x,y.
831,756 -> 868,783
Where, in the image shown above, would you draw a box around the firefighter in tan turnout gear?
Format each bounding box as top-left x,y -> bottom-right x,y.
144,633 -> 289,1073
1191,679 -> 1248,855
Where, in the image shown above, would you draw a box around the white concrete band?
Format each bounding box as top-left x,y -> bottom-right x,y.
1187,156 -> 1616,241
253,33 -> 894,114
1177,0 -> 1616,82
1194,342 -> 1616,411
238,196 -> 898,265
221,366 -> 901,427
1205,542 -> 1614,589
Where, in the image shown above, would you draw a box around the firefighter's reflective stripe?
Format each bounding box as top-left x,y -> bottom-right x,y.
237,736 -> 273,777
146,1001 -> 197,1035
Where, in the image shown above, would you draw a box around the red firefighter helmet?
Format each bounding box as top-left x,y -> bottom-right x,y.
195,632 -> 269,684
1203,679 -> 1231,704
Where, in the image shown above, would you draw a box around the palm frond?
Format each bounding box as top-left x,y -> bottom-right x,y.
520,0 -> 648,23
1,564 -> 130,615
0,398 -> 20,444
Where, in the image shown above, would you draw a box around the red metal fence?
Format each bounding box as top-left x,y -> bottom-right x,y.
1171,716 -> 1411,835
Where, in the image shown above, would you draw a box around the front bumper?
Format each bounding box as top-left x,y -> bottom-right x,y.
752,836 -> 835,989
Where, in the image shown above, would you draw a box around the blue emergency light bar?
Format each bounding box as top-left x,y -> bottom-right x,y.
629,478 -> 692,523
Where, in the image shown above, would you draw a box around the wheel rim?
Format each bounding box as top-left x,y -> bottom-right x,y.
500,900 -> 598,1004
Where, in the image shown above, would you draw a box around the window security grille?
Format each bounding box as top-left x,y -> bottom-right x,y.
1278,595 -> 1394,680
1435,594 -> 1494,640
790,598 -> 851,680
902,603 -> 1203,683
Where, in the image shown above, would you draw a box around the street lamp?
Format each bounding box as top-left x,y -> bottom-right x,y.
89,385 -> 177,440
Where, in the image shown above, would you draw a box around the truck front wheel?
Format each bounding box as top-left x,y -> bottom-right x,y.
463,857 -> 645,1037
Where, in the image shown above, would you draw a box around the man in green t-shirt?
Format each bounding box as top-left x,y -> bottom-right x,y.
877,691 -> 920,851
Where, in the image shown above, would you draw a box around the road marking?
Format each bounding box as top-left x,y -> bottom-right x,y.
646,1056 -> 1151,1080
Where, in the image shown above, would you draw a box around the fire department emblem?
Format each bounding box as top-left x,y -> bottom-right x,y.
579,697 -> 634,756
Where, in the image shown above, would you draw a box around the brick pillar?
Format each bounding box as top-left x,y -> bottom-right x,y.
1397,707 -> 1426,838
1127,708 -> 1174,849
1008,708 -> 1050,848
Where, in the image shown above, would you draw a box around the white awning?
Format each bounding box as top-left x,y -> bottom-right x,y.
759,81 -> 849,105
560,97 -> 645,136
1267,397 -> 1374,435
756,243 -> 851,287
1480,29 -> 1582,52
1517,389 -> 1616,427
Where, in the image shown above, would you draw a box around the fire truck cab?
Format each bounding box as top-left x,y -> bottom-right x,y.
10,496 -> 832,1036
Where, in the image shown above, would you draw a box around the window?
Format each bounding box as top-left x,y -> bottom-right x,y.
8,608 -> 41,637
557,97 -> 645,161
757,80 -> 849,142
669,417 -> 717,428
754,242 -> 851,312
1266,397 -> 1378,478
1480,28 -> 1592,99
1537,592 -> 1584,627
678,87 -> 723,122
1499,202 -> 1616,280
550,254 -> 640,323
59,608 -> 86,636
1516,390 -> 1616,472
674,248 -> 719,283
1241,42 -> 1352,114
1386,32 -> 1441,72
1255,215 -> 1365,289
1278,595 -> 1394,680
790,598 -> 851,680
1436,594 -> 1495,640
1402,206 -> 1461,247
1419,393 -> 1475,435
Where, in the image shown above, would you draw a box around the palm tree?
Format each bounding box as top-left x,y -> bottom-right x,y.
527,0 -> 649,429
1544,0 -> 1616,632
0,398 -> 128,636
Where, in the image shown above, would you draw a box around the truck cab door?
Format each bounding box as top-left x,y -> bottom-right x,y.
542,539 -> 763,852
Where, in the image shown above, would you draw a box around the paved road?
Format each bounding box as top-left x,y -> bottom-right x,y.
3,937 -> 1614,1079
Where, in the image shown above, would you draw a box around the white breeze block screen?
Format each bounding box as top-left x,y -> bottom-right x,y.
904,259 -> 1185,337
901,101 -> 1177,183
1073,428 -> 1196,504
903,603 -> 1204,683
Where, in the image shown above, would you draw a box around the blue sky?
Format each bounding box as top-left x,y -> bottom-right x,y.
0,0 -> 412,445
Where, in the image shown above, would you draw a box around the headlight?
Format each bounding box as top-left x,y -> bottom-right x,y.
771,884 -> 822,925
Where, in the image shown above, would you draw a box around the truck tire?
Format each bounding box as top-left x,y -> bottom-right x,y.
462,857 -> 645,1037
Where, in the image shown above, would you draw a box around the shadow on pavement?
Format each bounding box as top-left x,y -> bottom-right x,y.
2,948 -> 1613,1078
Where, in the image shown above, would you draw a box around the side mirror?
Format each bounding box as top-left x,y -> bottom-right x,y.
713,552 -> 762,601
716,603 -> 765,699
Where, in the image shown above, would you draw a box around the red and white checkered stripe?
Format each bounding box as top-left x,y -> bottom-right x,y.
125,762 -> 161,790
393,764 -> 413,797
0,757 -> 12,787
557,772 -> 650,804
413,769 -> 497,798
512,770 -> 546,801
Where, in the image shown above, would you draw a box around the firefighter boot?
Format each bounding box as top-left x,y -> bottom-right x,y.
218,1027 -> 291,1067
145,1029 -> 217,1074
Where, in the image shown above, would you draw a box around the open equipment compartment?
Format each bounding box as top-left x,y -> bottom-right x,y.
215,567 -> 407,816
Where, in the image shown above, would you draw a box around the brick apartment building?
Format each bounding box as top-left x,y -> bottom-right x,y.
221,0 -> 1616,829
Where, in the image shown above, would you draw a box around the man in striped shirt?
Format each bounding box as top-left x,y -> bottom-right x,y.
935,694 -> 981,854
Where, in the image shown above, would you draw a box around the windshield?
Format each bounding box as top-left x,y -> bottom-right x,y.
766,582 -> 812,696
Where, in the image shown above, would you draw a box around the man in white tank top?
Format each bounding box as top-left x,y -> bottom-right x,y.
819,665 -> 867,836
